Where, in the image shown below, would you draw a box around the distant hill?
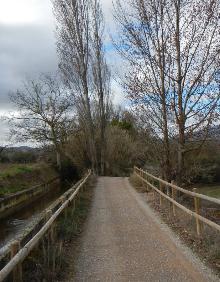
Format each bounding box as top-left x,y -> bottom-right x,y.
8,146 -> 36,152
188,125 -> 220,142
0,146 -> 41,163
206,125 -> 220,140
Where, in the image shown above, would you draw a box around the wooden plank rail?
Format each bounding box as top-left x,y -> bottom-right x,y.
0,177 -> 59,219
134,167 -> 220,235
0,170 -> 91,282
0,176 -> 84,261
1,174 -> 87,263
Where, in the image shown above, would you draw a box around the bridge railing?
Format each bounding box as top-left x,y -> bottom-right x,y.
134,167 -> 220,236
0,170 -> 91,282
0,177 -> 59,219
0,175 -> 86,261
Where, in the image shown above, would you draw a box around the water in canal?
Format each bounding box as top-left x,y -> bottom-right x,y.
0,183 -> 64,253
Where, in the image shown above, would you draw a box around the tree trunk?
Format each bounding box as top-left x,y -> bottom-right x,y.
175,0 -> 185,185
100,119 -> 105,175
84,84 -> 98,175
92,0 -> 107,176
177,124 -> 185,185
56,150 -> 62,171
98,72 -> 106,176
159,7 -> 172,182
162,98 -> 172,182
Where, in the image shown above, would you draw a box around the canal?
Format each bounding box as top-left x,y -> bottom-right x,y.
0,183 -> 64,254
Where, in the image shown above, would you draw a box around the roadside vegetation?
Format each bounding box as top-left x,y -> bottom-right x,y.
1,0 -> 219,190
0,0 -> 220,278
195,184 -> 220,199
22,176 -> 95,282
130,173 -> 220,275
0,162 -> 58,196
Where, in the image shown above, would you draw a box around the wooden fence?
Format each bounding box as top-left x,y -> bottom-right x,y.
0,175 -> 85,261
0,177 -> 59,219
134,167 -> 220,236
0,170 -> 91,282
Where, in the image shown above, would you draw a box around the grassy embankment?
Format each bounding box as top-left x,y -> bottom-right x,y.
0,163 -> 58,196
195,185 -> 220,199
130,174 -> 220,275
22,176 -> 95,281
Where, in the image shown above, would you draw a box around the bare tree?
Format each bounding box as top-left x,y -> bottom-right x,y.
165,0 -> 220,183
114,0 -> 220,183
53,0 -> 111,175
91,0 -> 111,175
114,0 -> 173,180
53,0 -> 98,173
9,74 -> 73,169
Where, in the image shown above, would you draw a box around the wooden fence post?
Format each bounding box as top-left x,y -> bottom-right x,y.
193,188 -> 201,236
46,209 -> 52,224
78,191 -> 81,205
51,221 -> 57,273
50,221 -> 56,244
171,180 -> 176,216
81,182 -> 84,193
60,197 -> 68,220
150,176 -> 156,201
145,173 -> 149,192
73,198 -> 76,211
141,170 -> 145,189
159,179 -> 163,206
145,174 -> 148,191
45,209 -> 53,267
10,241 -> 22,282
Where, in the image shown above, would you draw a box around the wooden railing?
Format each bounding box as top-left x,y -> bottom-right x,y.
0,170 -> 91,282
134,167 -> 220,236
0,175 -> 85,261
0,177 -> 59,219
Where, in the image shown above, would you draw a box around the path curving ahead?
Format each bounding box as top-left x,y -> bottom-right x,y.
69,177 -> 218,281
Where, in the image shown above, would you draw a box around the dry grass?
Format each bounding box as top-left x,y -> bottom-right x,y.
129,173 -> 149,193
0,163 -> 58,196
21,176 -> 96,282
130,173 -> 220,275
196,184 -> 220,199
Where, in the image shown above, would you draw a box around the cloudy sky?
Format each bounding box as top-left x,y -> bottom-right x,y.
0,0 -> 124,145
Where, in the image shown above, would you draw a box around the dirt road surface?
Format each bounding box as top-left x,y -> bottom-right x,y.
66,177 -> 218,281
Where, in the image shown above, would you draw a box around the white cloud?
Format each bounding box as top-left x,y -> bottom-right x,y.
0,0 -> 53,25
0,0 -> 57,110
0,0 -> 127,144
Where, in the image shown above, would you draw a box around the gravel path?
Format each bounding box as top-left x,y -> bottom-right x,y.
67,177 -> 218,281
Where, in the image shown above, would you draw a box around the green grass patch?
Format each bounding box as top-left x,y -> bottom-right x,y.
0,164 -> 34,179
0,184 -> 26,195
0,163 -> 58,196
196,185 -> 220,199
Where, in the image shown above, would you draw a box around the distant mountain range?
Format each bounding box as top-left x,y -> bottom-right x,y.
9,146 -> 37,152
0,146 -> 40,153
190,125 -> 220,142
206,125 -> 220,140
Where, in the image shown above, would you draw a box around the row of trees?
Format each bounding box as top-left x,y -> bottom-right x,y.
54,0 -> 111,174
9,72 -> 141,175
7,0 -> 220,183
114,0 -> 220,184
9,0 -> 111,175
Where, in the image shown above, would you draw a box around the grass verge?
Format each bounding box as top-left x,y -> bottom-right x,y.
0,163 -> 58,196
196,184 -> 220,199
130,173 -> 220,276
21,176 -> 95,282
